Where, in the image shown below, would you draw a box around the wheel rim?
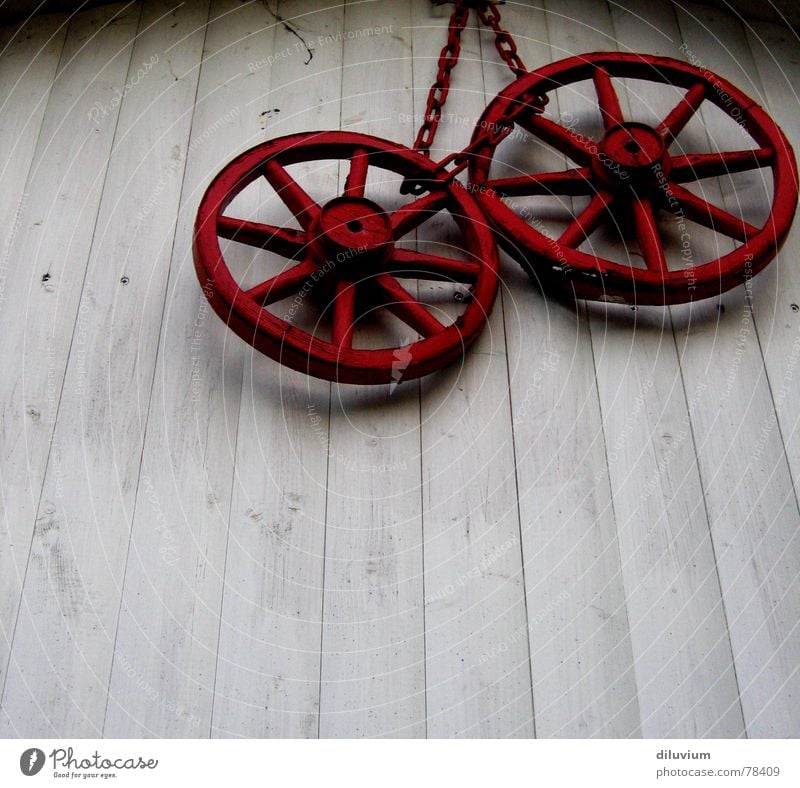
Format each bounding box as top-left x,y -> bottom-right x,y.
194,131 -> 500,384
468,52 -> 798,304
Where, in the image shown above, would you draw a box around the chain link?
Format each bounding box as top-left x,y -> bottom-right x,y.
476,0 -> 528,78
413,0 -> 471,155
403,86 -> 547,194
404,0 -> 548,193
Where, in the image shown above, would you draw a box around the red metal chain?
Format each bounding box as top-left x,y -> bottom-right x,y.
476,0 -> 528,78
404,0 -> 547,193
413,0 -> 472,155
416,0 -> 535,155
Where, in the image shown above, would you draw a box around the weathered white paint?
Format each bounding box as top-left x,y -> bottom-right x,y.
211,0 -> 341,739
0,0 -> 798,738
671,0 -> 800,738
0,7 -> 69,720
746,16 -> 800,738
549,0 -> 744,737
0,2 -> 142,736
499,0 -> 642,739
318,0 -> 427,739
413,0 -> 534,739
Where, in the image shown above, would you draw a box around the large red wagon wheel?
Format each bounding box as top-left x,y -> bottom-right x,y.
468,52 -> 798,304
194,131 -> 500,384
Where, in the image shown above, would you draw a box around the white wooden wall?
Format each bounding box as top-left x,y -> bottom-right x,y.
0,0 -> 798,738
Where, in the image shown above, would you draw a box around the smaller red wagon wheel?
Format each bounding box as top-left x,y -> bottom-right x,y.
194,131 -> 499,384
468,52 -> 798,304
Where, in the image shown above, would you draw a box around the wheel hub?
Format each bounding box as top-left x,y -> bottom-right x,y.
592,122 -> 670,189
309,196 -> 394,275
195,131 -> 499,383
467,52 -> 796,304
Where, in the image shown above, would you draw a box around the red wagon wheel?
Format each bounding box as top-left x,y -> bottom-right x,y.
194,131 -> 500,384
468,52 -> 798,304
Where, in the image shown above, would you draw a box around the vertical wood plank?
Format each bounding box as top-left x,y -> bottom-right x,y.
211,0 -> 343,738
0,14 -> 67,280
745,21 -> 800,736
541,0 -> 745,737
0,0 -> 795,741
0,2 -> 142,736
412,0 -> 534,738
5,0 -> 209,737
0,7 -> 68,718
748,23 -> 800,477
102,0 -> 284,737
479,0 -> 641,738
318,0 -> 426,738
669,0 -> 800,737
587,0 -> 746,737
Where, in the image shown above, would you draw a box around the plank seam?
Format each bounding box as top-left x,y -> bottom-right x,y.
0,0 -> 144,718
476,14 -> 538,739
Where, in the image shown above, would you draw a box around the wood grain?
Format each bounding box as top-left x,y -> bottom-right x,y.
211,0 -> 342,739
317,0 -> 426,738
413,0 -> 534,738
671,0 -> 800,737
0,0 -> 797,739
487,0 -> 641,738
590,0 -> 745,737
0,8 -> 68,725
0,1 -> 142,736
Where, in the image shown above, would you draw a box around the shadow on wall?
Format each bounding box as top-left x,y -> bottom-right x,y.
0,0 -> 119,26
642,0 -> 799,27
0,0 -> 798,31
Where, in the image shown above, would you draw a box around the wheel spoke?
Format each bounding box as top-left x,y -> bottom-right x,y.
667,183 -> 759,242
519,114 -> 595,167
593,65 -> 625,130
373,274 -> 446,337
485,167 -> 594,197
332,279 -> 356,349
344,147 -> 369,198
657,81 -> 706,142
245,259 -> 318,306
217,216 -> 307,259
558,190 -> 614,247
262,158 -> 321,229
632,196 -> 669,273
388,248 -> 481,283
670,148 -> 774,182
390,191 -> 448,239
